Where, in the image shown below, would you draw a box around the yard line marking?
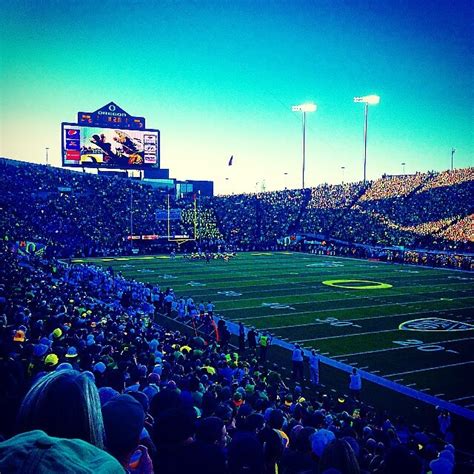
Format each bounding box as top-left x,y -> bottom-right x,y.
465,404 -> 474,409
393,379 -> 404,383
358,366 -> 369,370
385,361 -> 474,378
406,383 -> 417,387
371,370 -> 381,373
420,388 -> 431,392
331,336 -> 474,358
338,359 -> 348,362
434,394 -> 445,397
226,295 -> 473,321
261,303 -> 474,329
295,328 -> 397,343
449,395 -> 474,402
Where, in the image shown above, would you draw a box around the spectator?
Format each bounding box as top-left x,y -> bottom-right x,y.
318,438 -> 361,474
16,370 -> 106,449
102,394 -> 153,472
309,348 -> 320,386
292,344 -> 304,382
349,368 -> 362,402
0,430 -> 124,473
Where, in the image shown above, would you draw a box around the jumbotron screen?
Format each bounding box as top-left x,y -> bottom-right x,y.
62,124 -> 160,169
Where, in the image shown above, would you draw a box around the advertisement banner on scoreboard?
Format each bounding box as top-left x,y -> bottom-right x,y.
62,123 -> 160,169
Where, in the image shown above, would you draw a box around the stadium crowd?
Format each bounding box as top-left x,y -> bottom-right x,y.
1,242 -> 469,473
1,159 -> 472,259
0,159 -> 192,258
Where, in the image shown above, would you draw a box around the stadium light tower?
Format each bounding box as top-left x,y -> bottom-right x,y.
45,147 -> 50,166
354,94 -> 380,184
451,148 -> 456,171
292,102 -> 317,189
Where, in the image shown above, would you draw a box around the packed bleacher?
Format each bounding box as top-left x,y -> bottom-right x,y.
1,241 -> 469,473
0,158 -> 473,471
1,159 -> 473,259
0,159 -> 191,257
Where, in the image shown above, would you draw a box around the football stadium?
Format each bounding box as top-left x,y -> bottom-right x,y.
1,1 -> 474,473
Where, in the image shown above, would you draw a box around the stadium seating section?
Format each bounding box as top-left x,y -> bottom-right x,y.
0,157 -> 472,472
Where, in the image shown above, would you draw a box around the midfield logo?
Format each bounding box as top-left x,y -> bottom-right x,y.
399,318 -> 474,332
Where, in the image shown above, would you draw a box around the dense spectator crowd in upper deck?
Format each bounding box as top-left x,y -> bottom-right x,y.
0,158 -> 473,257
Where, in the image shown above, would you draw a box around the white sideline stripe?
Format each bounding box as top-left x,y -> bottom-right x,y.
251,297 -> 474,326
214,280 -> 473,305
331,336 -> 474,358
385,361 -> 474,378
449,395 -> 474,402
227,294 -> 474,317
170,269 -> 474,288
295,328 -> 397,342
175,271 -> 474,288
267,305 -> 472,330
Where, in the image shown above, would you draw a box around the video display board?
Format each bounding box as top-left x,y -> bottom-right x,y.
62,124 -> 160,169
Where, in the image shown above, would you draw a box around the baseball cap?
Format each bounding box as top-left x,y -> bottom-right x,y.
65,347 -> 78,358
33,344 -> 49,358
0,430 -> 123,473
93,362 -> 106,374
13,330 -> 26,342
44,354 -> 59,367
98,387 -> 120,407
52,328 -> 63,339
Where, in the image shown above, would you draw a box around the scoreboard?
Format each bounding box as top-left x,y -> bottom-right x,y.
77,102 -> 146,129
62,102 -> 159,169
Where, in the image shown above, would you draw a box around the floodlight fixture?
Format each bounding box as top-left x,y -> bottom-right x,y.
292,102 -> 317,112
354,94 -> 380,184
353,94 -> 380,105
292,102 -> 317,188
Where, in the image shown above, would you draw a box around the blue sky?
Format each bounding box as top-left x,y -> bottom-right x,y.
1,0 -> 473,193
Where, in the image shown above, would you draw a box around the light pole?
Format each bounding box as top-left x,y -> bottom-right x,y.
341,166 -> 345,183
292,102 -> 317,189
45,147 -> 50,166
401,162 -> 406,174
130,187 -> 134,251
283,172 -> 288,189
451,148 -> 456,171
354,95 -> 380,184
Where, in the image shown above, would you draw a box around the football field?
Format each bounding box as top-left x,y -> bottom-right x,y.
75,252 -> 474,418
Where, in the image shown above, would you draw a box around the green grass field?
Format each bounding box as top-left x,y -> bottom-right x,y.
74,252 -> 474,417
